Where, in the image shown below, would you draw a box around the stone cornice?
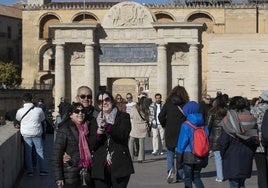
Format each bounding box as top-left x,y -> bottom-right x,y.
152,22 -> 206,30
22,1 -> 268,10
22,2 -> 118,10
49,23 -> 98,29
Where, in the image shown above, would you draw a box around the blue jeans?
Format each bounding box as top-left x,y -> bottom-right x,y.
183,163 -> 204,188
229,178 -> 246,188
166,148 -> 183,180
214,150 -> 223,180
23,136 -> 46,173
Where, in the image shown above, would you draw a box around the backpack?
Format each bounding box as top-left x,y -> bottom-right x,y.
261,109 -> 268,142
185,121 -> 209,157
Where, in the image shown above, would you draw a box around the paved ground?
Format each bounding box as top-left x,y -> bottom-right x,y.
17,133 -> 258,188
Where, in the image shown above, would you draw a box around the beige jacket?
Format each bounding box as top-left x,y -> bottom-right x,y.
129,105 -> 147,138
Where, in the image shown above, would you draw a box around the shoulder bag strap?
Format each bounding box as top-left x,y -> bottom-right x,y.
20,106 -> 34,122
137,108 -> 146,122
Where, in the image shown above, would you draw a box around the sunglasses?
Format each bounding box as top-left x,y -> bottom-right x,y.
126,97 -> 132,99
73,109 -> 86,114
117,97 -> 122,100
79,94 -> 92,99
97,97 -> 111,105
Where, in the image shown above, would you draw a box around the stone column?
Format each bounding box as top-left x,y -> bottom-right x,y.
188,43 -> 199,101
157,43 -> 168,100
84,43 -> 95,98
54,43 -> 65,114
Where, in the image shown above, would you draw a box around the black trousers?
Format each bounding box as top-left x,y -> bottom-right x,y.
94,166 -> 130,188
255,151 -> 268,188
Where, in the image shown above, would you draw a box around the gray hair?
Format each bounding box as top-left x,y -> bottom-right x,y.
76,86 -> 92,96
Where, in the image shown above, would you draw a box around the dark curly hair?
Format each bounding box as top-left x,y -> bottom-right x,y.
166,85 -> 189,106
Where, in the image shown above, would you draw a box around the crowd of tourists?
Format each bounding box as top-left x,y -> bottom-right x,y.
14,85 -> 268,188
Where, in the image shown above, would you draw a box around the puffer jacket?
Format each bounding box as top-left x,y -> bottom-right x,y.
176,113 -> 209,164
53,119 -> 89,185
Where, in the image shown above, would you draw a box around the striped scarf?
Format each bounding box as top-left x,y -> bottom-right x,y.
75,122 -> 92,168
223,110 -> 257,140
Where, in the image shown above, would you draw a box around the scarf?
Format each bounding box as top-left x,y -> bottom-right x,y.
96,107 -> 118,166
75,122 -> 92,168
96,107 -> 117,126
223,110 -> 257,140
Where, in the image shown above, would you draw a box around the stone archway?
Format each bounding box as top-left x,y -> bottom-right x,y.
110,78 -> 139,101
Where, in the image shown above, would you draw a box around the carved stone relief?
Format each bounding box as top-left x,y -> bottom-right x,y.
172,51 -> 188,64
71,51 -> 85,61
170,45 -> 189,65
102,2 -> 154,28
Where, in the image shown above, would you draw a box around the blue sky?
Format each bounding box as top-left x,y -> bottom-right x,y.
0,0 -> 248,6
1,0 -> 171,6
1,0 -> 19,6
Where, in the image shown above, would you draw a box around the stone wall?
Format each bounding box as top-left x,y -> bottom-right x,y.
0,89 -> 53,118
0,123 -> 24,188
206,34 -> 268,98
21,3 -> 268,100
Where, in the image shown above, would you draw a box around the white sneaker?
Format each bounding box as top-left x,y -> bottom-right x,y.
167,169 -> 174,184
216,178 -> 223,182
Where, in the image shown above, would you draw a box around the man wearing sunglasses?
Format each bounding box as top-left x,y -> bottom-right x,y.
199,94 -> 212,125
76,85 -> 99,122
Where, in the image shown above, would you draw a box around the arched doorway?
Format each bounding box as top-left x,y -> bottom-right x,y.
109,78 -> 149,101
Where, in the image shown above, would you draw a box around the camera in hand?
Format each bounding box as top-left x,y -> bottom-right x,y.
99,86 -> 106,92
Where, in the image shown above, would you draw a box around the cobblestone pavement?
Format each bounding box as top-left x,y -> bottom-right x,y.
17,133 -> 258,188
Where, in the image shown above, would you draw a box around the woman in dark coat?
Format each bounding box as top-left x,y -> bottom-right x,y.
89,91 -> 134,188
207,94 -> 228,182
158,85 -> 189,183
219,96 -> 258,188
53,102 -> 93,188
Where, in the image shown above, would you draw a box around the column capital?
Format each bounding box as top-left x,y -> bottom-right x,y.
156,42 -> 167,47
53,39 -> 65,46
83,41 -> 95,46
188,43 -> 200,48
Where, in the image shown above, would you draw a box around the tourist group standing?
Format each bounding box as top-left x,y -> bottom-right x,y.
15,85 -> 268,188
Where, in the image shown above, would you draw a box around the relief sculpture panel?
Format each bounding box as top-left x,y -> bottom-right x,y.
102,1 -> 155,28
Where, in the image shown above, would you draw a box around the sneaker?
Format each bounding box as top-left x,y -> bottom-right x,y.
209,151 -> 214,158
40,171 -> 48,176
216,178 -> 223,182
27,172 -> 33,177
151,151 -> 158,155
159,152 -> 164,155
167,169 -> 174,184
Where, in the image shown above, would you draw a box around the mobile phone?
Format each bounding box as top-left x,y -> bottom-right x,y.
99,86 -> 106,92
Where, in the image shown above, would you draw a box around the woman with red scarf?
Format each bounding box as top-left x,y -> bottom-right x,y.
53,102 -> 93,188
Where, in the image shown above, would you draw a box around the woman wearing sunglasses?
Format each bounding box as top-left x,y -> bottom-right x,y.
53,102 -> 93,188
89,91 -> 134,188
